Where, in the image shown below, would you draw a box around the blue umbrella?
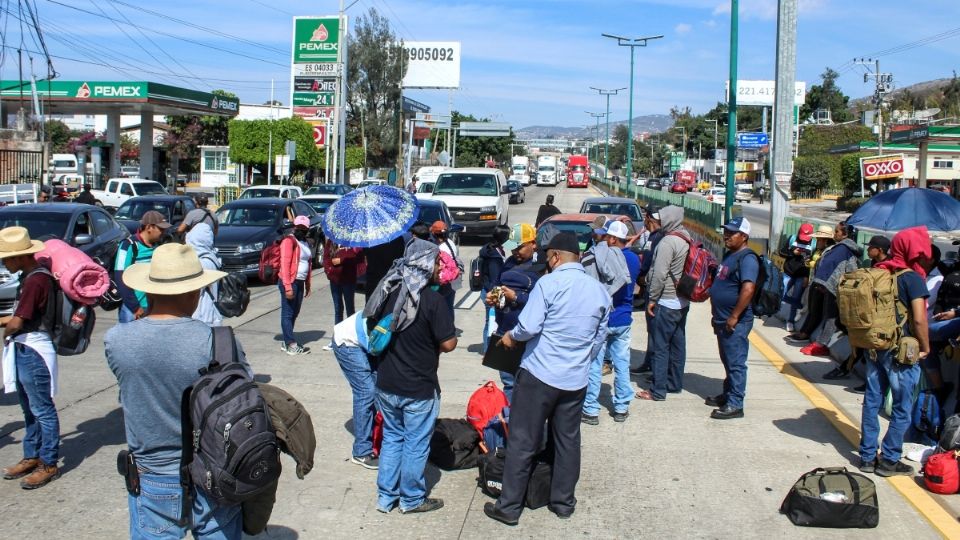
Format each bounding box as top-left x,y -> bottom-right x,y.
322,185 -> 419,247
845,187 -> 960,233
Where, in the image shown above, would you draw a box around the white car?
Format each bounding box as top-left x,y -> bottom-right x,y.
239,185 -> 303,200
415,182 -> 435,201
357,179 -> 386,189
430,168 -> 510,237
706,187 -> 726,206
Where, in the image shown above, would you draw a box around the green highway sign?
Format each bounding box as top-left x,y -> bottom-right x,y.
292,17 -> 340,63
292,92 -> 337,107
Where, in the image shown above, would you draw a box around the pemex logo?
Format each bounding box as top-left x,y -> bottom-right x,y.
77,82 -> 90,98
311,24 -> 329,42
211,96 -> 219,109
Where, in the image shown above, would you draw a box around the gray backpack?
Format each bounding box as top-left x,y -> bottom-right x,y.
181,327 -> 281,505
937,414 -> 960,453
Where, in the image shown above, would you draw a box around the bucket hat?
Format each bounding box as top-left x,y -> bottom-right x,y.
123,243 -> 226,295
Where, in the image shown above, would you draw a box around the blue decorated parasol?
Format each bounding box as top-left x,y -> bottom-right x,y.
321,185 -> 419,247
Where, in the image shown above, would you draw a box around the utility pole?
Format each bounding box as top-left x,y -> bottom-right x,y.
586,111 -> 605,164
770,0 -> 798,248
855,58 -> 892,158
602,33 -> 663,185
724,0 -> 739,222
590,86 -> 626,180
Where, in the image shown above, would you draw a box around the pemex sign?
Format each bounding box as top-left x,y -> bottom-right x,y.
860,154 -> 905,181
293,17 -> 340,63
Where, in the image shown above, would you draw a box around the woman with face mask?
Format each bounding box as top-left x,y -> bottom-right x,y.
278,216 -> 314,355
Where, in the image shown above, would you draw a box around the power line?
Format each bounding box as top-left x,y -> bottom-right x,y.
247,0 -> 294,16
836,25 -> 960,73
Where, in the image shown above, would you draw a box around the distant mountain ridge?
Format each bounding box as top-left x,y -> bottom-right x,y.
517,114 -> 674,139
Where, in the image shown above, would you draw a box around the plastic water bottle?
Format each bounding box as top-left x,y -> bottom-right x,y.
69,306 -> 88,330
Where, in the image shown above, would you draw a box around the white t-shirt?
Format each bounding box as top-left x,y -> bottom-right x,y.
927,268 -> 944,319
334,312 -> 363,347
296,240 -> 312,280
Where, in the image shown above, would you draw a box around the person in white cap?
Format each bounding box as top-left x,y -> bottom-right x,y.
105,242 -> 248,537
706,216 -> 758,420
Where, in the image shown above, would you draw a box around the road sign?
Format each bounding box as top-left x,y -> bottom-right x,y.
292,17 -> 341,63
402,96 -> 430,114
285,140 -> 297,161
293,63 -> 342,76
860,154 -> 905,181
275,155 -> 290,177
459,122 -> 511,137
737,132 -> 769,148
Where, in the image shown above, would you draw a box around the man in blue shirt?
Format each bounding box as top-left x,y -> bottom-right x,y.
582,220 -> 640,424
485,233 -> 610,526
707,217 -> 758,420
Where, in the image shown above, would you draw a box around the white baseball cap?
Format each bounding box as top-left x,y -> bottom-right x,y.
722,216 -> 751,236
604,220 -> 630,240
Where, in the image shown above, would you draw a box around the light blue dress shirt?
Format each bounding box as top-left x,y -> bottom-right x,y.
510,262 -> 612,391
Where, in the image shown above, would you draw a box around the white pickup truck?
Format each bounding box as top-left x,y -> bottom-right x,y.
91,178 -> 168,209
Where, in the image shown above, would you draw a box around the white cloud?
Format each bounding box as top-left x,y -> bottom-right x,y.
675,23 -> 693,34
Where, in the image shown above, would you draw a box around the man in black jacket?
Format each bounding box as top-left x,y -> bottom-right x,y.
535,195 -> 561,227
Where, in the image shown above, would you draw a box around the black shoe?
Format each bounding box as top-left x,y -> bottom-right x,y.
823,367 -> 850,380
612,411 -> 628,423
858,458 -> 877,474
400,498 -> 444,514
581,413 -> 599,426
852,383 -> 866,394
548,505 -> 574,519
484,502 -> 518,526
704,394 -> 727,407
710,405 -> 744,420
875,459 -> 914,477
630,364 -> 651,374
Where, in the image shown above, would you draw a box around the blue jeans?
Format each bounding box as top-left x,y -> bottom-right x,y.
715,317 -> 754,410
330,282 -> 356,325
649,305 -> 689,400
15,343 -> 59,465
859,349 -> 921,463
500,370 -> 515,404
481,289 -> 495,354
927,318 -> 960,369
278,280 -> 305,346
127,473 -> 241,539
333,342 -> 377,457
782,276 -> 805,323
119,304 -> 137,323
583,325 -> 633,414
375,390 -> 440,511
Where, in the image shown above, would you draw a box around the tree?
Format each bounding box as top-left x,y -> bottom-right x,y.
450,111 -> 514,167
228,117 -> 325,179
791,157 -> 830,193
164,89 -> 238,173
120,134 -> 139,162
801,68 -> 853,123
346,8 -> 405,168
45,120 -> 72,152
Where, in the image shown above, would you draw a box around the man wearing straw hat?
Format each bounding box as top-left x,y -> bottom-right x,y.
0,227 -> 62,489
106,243 -> 247,538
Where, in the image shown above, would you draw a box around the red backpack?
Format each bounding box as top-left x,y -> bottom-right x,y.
668,232 -> 717,303
258,236 -> 290,284
466,382 -> 510,452
923,451 -> 959,494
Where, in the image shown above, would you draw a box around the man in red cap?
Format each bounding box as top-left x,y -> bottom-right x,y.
780,223 -> 814,333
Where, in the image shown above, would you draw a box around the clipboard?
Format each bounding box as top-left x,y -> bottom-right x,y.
482,335 -> 525,375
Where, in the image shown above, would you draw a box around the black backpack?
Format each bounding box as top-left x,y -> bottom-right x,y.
181,326 -> 281,505
206,273 -> 250,318
27,267 -> 96,356
936,270 -> 960,313
429,418 -> 480,470
744,253 -> 784,318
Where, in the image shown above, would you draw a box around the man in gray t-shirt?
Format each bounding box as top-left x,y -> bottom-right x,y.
178,193 -> 218,236
106,242 -> 243,538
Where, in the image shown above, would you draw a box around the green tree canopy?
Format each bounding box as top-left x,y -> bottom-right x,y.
800,68 -> 853,123
164,89 -> 237,173
228,117 -> 324,175
44,120 -> 72,153
451,111 -> 514,167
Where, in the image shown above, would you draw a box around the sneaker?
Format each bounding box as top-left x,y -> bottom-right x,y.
852,383 -> 866,394
601,363 -> 613,376
581,413 -> 599,425
823,366 -> 850,380
322,343 -> 334,351
785,322 -> 795,333
2,458 -> 39,480
351,454 -> 379,470
279,342 -> 287,353
630,364 -> 651,375
785,334 -> 810,345
612,411 -> 628,423
286,344 -> 310,356
875,459 -> 914,477
858,458 -> 877,474
20,463 -> 59,490
400,498 -> 444,514
801,343 -> 830,357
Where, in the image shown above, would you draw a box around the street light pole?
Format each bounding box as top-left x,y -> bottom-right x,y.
586,111 -> 605,164
602,33 -> 663,185
724,0 -> 740,222
590,86 -> 626,180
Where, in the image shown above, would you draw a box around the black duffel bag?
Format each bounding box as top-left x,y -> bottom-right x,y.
429,418 -> 480,470
780,467 -> 879,528
477,448 -> 552,509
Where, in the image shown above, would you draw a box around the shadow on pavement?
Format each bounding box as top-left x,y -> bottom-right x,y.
59,406 -> 125,474
273,331 -> 327,347
679,372 -> 723,401
772,408 -> 859,464
245,524 -> 299,539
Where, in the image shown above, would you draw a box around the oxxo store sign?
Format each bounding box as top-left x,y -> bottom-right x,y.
860,154 -> 905,181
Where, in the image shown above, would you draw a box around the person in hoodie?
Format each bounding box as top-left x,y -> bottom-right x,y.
636,205 -> 692,402
786,222 -> 863,357
185,223 -> 223,326
478,225 -> 511,354
632,205 -> 664,376
858,226 -> 930,477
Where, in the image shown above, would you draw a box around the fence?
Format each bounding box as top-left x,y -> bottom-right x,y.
0,149 -> 43,184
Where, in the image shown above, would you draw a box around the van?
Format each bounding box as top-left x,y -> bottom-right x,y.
430,168 -> 509,237
734,184 -> 754,203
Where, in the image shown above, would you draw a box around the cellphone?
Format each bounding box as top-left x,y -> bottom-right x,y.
117,450 -> 140,496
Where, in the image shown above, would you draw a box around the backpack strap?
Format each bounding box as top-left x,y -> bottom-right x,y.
209,326 -> 238,368
178,387 -> 195,527
891,269 -> 911,333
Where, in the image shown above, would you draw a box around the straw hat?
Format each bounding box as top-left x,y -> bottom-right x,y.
123,243 -> 226,295
810,224 -> 835,239
0,227 -> 44,259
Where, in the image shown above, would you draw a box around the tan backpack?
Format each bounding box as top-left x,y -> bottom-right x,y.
837,268 -> 909,350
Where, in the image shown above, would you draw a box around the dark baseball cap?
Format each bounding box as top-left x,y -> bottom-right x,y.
867,235 -> 891,251
546,232 -> 580,256
141,210 -> 172,229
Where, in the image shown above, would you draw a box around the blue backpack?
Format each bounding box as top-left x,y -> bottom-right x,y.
367,313 -> 394,356
912,390 -> 942,446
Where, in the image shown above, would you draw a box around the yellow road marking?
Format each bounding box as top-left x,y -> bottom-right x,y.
749,331 -> 960,539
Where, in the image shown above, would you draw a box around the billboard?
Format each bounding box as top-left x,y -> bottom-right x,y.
726,80 -> 806,107
860,154 -> 905,181
402,41 -> 461,89
292,17 -> 340,63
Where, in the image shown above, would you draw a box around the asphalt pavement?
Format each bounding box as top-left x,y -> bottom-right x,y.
0,182 -> 954,539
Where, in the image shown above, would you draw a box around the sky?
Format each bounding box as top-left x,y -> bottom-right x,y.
12,0 -> 960,130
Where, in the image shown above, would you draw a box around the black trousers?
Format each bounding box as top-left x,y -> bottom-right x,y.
495,368 -> 586,518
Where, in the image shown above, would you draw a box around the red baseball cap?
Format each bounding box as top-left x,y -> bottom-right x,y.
797,223 -> 814,243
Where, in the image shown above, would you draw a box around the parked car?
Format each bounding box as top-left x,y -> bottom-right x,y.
506,180 -> 526,204
300,184 -> 353,214
579,197 -> 645,236
120,165 -> 140,177
239,185 -> 303,200
430,167 -> 510,237
707,187 -> 726,206
90,178 -> 168,210
214,198 -> 323,277
415,182 -> 435,200
415,199 -> 464,246
538,213 -> 642,256
669,181 -> 689,194
734,184 -> 754,203
113,195 -> 197,235
0,203 -> 130,315
645,178 -> 663,191
357,179 -> 386,189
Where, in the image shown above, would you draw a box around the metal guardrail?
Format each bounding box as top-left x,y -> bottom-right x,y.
591,176 -> 724,231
